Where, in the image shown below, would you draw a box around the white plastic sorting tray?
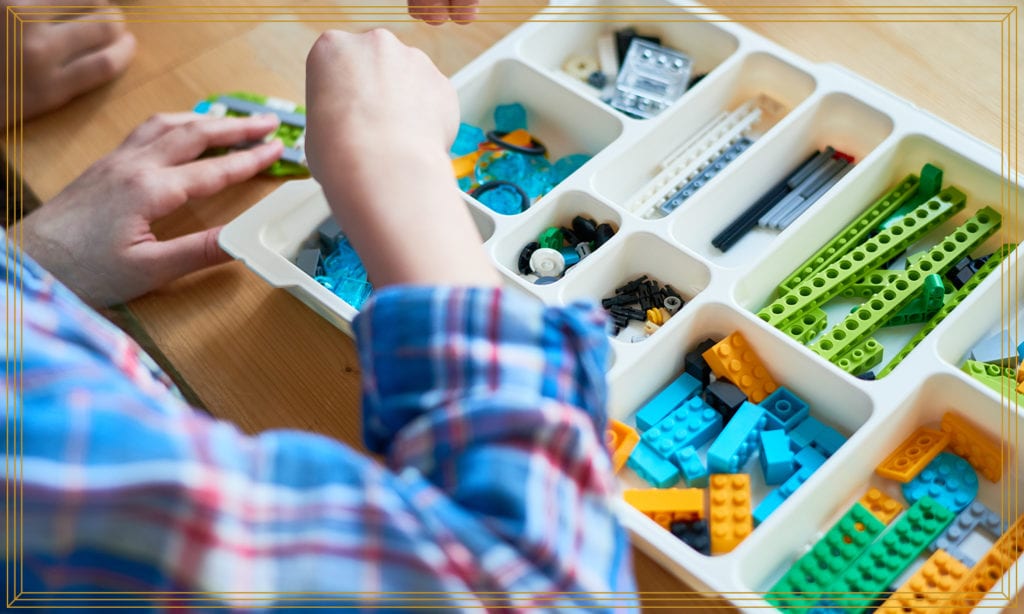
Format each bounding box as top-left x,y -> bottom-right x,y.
219,1 -> 1024,610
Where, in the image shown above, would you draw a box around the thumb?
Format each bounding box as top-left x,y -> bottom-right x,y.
145,226 -> 232,285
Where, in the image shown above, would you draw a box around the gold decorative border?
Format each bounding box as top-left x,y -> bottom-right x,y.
5,2 -> 1020,610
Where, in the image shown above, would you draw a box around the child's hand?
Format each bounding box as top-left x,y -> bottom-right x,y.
407,0 -> 479,24
17,114 -> 284,307
3,0 -> 137,124
305,30 -> 499,288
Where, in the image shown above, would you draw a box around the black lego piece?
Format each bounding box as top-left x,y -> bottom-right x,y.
560,227 -> 581,247
704,379 -> 747,423
594,223 -> 616,247
670,519 -> 710,556
572,215 -> 598,242
518,241 -> 541,275
587,70 -> 608,89
684,338 -> 716,388
855,371 -> 876,381
614,27 -> 662,65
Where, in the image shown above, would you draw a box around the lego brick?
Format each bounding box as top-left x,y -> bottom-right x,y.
752,489 -> 785,526
878,243 -> 1016,377
316,217 -> 343,251
626,441 -> 680,488
295,248 -> 321,277
960,359 -> 1024,405
708,474 -> 752,554
781,307 -> 828,345
790,416 -> 846,457
901,452 -> 978,513
882,272 -> 945,327
670,519 -> 710,555
879,161 -> 944,230
941,412 -> 1002,482
623,488 -> 704,529
702,379 -> 747,422
657,137 -> 752,215
633,371 -> 702,431
875,549 -> 969,614
671,446 -> 709,488
950,512 -> 1024,614
875,425 -> 950,483
930,501 -> 1004,567
971,328 -> 1018,367
707,402 -> 767,474
752,452 -> 824,525
859,487 -> 903,525
684,338 -> 716,387
641,397 -> 723,459
760,187 -> 966,328
794,446 -> 826,470
702,332 -> 778,403
767,154 -> 855,231
811,206 -> 1001,362
758,429 -> 795,485
605,419 -> 640,473
610,39 -> 692,120
777,173 -> 919,293
834,336 -> 883,375
758,386 -> 810,431
822,496 -> 956,613
768,502 -> 886,608
841,269 -> 904,299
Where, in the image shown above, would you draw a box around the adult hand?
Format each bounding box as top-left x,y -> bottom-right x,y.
407,0 -> 479,25
3,0 -> 137,124
17,114 -> 284,307
305,29 -> 499,288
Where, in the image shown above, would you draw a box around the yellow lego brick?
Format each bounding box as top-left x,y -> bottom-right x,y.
940,412 -> 1002,482
702,332 -> 778,403
875,426 -> 950,483
876,549 -> 969,613
708,474 -> 752,554
623,488 -> 704,530
606,419 -> 639,474
950,512 -> 1024,614
451,151 -> 480,178
859,487 -> 904,525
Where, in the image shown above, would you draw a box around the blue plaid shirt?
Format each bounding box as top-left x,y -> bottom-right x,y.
8,235 -> 637,610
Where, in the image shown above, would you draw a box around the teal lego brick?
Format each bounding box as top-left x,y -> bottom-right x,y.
879,243 -> 1016,376
821,496 -> 955,613
834,336 -> 883,375
759,187 -> 966,328
781,307 -> 828,345
809,206 -> 1000,362
791,416 -> 846,457
759,429 -> 795,485
767,502 -> 886,609
707,402 -> 767,473
759,386 -> 810,431
778,173 -> 920,293
634,371 -> 703,431
640,397 -> 723,459
672,446 -> 709,487
626,440 -> 680,487
753,449 -> 825,524
879,162 -> 944,230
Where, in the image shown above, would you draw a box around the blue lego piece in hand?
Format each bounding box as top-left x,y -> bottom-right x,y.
627,440 -> 680,488
902,452 -> 978,513
707,401 -> 766,473
494,102 -> 528,132
451,122 -> 486,156
634,371 -> 702,431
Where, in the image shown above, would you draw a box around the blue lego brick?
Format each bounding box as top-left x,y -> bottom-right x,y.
758,386 -> 810,431
928,500 -> 1004,567
1018,339 -> 1024,361
640,397 -> 722,459
634,371 -> 703,431
672,446 -> 709,488
753,489 -> 785,525
754,456 -> 825,524
626,440 -> 680,487
794,446 -> 826,470
790,416 -> 846,456
759,429 -> 796,485
901,452 -> 978,514
707,402 -> 767,474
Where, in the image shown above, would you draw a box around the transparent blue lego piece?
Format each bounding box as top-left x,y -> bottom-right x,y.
194,100 -> 211,114
451,122 -> 485,156
457,176 -> 474,192
494,103 -> 528,132
549,153 -> 591,184
902,452 -> 978,513
476,183 -> 526,215
333,277 -> 373,310
315,234 -> 374,309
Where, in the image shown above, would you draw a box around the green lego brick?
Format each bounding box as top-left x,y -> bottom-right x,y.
834,337 -> 883,374
822,496 -> 955,613
810,207 -> 1000,362
778,174 -> 919,293
879,162 -> 943,230
782,307 -> 828,344
877,243 -> 1016,377
841,270 -> 904,299
961,360 -> 1024,404
758,187 -> 966,329
767,502 -> 885,609
882,273 -> 944,327
202,91 -> 308,178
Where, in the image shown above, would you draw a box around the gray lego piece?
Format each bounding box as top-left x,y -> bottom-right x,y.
295,248 -> 321,277
658,137 -> 752,215
316,217 -> 343,251
927,500 -> 1003,567
279,146 -> 306,165
216,96 -> 306,128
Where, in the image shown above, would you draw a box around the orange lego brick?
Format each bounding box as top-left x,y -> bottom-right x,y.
940,412 -> 1002,482
623,488 -> 704,530
702,332 -> 778,403
859,487 -> 904,525
606,419 -> 640,474
708,474 -> 752,554
451,151 -> 480,178
876,549 -> 969,613
875,426 -> 950,483
950,511 -> 1024,614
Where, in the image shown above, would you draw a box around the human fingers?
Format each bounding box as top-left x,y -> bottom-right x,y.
143,114 -> 281,166
407,0 -> 447,25
447,0 -> 478,24
53,11 -> 125,62
56,30 -> 136,104
120,113 -> 206,149
154,141 -> 283,213
137,226 -> 233,289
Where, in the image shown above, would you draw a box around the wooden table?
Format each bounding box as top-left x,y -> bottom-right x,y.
12,1 -> 1012,609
